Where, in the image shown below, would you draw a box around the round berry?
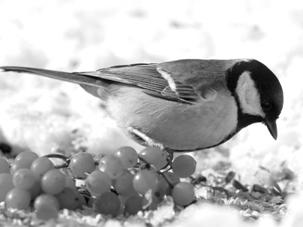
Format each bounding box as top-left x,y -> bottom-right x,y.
115,146 -> 138,168
70,152 -> 96,178
172,182 -> 195,206
5,188 -> 31,210
124,194 -> 143,215
14,151 -> 39,169
133,169 -> 159,195
41,169 -> 65,195
85,170 -> 111,197
13,169 -> 36,190
31,157 -> 54,178
57,188 -> 84,210
114,171 -> 136,196
99,155 -> 124,179
94,192 -> 121,216
139,147 -> 167,170
34,194 -> 60,210
172,155 -> 196,178
0,173 -> 14,201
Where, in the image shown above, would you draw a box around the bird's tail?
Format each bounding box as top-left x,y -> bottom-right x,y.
0,66 -> 102,87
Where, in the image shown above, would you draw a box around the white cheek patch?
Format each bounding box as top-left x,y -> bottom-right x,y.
236,71 -> 265,117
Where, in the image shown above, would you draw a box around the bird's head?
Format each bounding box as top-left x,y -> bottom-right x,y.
227,59 -> 284,139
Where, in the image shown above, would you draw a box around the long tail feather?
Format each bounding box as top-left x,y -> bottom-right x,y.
0,66 -> 102,87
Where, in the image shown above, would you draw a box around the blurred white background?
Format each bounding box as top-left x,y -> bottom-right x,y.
1,0 -> 303,225
0,0 -> 303,179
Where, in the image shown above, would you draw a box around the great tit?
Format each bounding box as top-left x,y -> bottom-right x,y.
0,59 -> 283,151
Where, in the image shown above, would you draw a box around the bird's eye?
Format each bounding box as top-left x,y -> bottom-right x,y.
262,102 -> 272,111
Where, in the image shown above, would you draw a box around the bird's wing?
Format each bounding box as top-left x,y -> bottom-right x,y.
80,60 -> 228,104
0,59 -> 232,104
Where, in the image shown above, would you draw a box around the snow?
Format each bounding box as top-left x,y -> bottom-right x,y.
1,0 -> 303,226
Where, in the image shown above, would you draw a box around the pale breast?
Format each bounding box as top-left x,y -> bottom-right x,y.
107,86 -> 238,151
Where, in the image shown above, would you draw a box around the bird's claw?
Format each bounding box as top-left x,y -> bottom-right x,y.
162,148 -> 174,170
127,127 -> 164,149
127,127 -> 175,170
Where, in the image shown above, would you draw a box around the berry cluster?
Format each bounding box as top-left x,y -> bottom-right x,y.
0,146 -> 197,220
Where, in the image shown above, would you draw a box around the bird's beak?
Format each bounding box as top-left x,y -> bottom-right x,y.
264,119 -> 278,140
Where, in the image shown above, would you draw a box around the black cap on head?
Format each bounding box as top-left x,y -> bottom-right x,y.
227,59 -> 283,118
226,59 -> 284,138
250,60 -> 283,119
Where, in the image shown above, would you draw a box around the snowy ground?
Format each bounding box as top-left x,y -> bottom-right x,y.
1,0 -> 303,226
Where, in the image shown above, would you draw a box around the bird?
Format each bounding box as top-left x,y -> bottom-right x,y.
0,59 -> 283,152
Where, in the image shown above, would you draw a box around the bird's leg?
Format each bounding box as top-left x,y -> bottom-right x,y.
127,127 -> 164,150
127,127 -> 174,170
165,148 -> 174,166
